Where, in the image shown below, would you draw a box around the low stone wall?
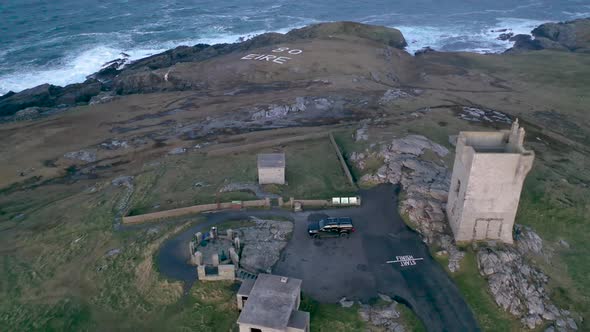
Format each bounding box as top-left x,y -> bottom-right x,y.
207,132 -> 328,156
243,198 -> 271,208
294,199 -> 331,207
329,132 -> 356,187
197,264 -> 236,281
122,199 -> 269,224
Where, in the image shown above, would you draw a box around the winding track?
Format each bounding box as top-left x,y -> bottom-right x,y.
156,184 -> 480,332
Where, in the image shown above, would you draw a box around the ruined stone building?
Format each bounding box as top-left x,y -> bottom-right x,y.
446,120 -> 534,244
258,153 -> 286,185
237,274 -> 309,332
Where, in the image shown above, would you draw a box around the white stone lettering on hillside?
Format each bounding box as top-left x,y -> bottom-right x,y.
272,47 -> 290,53
241,47 -> 303,65
386,255 -> 424,267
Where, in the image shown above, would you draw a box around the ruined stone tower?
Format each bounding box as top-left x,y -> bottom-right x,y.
446,120 -> 534,244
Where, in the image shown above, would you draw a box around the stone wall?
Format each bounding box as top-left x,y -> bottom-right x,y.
207,132 -> 328,156
197,264 -> 236,281
293,199 -> 331,207
122,199 -> 269,224
329,132 -> 356,187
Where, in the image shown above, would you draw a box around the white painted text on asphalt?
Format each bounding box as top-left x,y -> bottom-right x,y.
386,255 -> 424,267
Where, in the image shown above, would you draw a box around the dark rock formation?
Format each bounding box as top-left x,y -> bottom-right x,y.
497,32 -> 514,41
532,18 -> 590,52
0,80 -> 102,117
1,19 -> 584,117
55,81 -> 102,105
0,84 -> 63,117
287,21 -> 407,49
505,34 -> 543,53
414,46 -> 437,56
507,18 -> 590,53
0,21 -> 409,117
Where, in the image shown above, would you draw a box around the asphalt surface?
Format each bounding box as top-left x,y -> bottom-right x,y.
274,184 -> 479,331
156,184 -> 480,331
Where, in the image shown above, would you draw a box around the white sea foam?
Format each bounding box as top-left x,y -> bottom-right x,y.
0,25 -> 305,95
0,45 -> 164,95
398,25 -> 465,53
399,17 -> 550,54
0,16 -> 577,95
483,17 -> 549,50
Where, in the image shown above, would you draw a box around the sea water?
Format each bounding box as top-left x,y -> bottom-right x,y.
1,0 -> 589,94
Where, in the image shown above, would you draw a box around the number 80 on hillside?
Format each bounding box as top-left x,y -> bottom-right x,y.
241,47 -> 303,65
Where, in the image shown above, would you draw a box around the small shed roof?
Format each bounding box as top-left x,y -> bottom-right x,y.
257,153 -> 285,168
237,279 -> 255,297
237,274 -> 302,330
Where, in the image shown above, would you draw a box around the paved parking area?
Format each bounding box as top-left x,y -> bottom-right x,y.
273,184 -> 479,332
156,184 -> 479,331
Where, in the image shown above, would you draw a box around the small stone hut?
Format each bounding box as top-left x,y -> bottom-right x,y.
257,153 -> 286,185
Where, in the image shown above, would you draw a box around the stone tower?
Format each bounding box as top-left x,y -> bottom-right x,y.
446,120 -> 534,244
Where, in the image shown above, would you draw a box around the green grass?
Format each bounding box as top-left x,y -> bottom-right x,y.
515,167 -> 590,326
144,280 -> 240,331
300,295 -> 366,331
397,303 -> 427,332
126,138 -> 357,215
466,51 -> 590,90
281,138 -> 357,198
464,51 -> 590,145
300,295 -> 426,332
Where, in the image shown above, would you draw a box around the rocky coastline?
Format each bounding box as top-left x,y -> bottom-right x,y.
1,18 -> 588,119
0,16 -> 588,331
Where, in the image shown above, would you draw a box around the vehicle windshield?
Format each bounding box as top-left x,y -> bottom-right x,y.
319,220 -> 325,228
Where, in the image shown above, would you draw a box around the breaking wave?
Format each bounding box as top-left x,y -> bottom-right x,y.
0,26 -> 303,95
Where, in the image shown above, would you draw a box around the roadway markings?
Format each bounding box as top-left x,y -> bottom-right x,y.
386,255 -> 424,267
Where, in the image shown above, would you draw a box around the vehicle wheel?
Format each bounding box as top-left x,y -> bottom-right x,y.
313,234 -> 320,239
340,232 -> 349,238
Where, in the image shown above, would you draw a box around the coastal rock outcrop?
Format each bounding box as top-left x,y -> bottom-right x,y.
477,238 -> 580,330
288,21 -> 407,49
249,97 -> 334,121
532,18 -> 590,52
237,218 -> 293,273
507,18 -> 590,53
0,84 -> 62,117
0,21 -> 407,117
359,302 -> 405,332
63,149 -> 97,163
0,81 -> 102,117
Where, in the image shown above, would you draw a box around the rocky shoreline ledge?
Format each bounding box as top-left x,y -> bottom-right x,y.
1,18 -> 589,120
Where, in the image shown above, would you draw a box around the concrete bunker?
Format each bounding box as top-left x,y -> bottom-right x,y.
237,274 -> 309,332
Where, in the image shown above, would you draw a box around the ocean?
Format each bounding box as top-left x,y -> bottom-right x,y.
1,0 -> 589,95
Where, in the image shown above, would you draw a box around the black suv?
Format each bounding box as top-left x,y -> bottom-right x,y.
308,217 -> 355,238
